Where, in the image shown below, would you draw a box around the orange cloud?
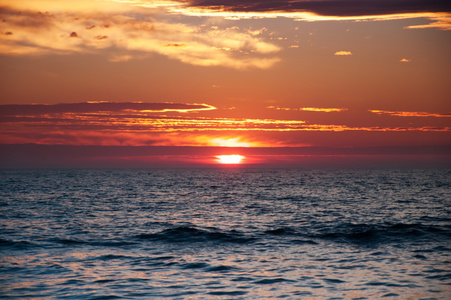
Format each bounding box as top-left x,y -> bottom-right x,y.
300,107 -> 348,112
1,102 -> 450,147
196,136 -> 266,147
334,51 -> 352,56
370,110 -> 451,118
1,122 -> 449,148
109,54 -> 133,62
267,106 -> 348,112
404,14 -> 451,30
0,102 -> 216,116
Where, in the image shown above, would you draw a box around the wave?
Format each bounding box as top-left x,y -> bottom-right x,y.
258,222 -> 450,247
47,237 -> 138,248
134,226 -> 255,244
8,222 -> 448,250
311,223 -> 451,245
133,222 -> 451,247
0,238 -> 36,249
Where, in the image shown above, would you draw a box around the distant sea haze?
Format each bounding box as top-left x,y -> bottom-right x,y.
1,144 -> 449,168
1,168 -> 450,299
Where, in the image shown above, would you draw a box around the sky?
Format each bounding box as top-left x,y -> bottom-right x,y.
0,0 -> 450,168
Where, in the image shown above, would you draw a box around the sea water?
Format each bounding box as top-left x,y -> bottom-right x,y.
1,168 -> 450,299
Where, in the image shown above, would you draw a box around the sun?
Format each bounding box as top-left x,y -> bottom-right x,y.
216,155 -> 245,164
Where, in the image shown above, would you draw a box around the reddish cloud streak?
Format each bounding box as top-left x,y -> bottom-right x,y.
1,102 -> 450,148
268,106 -> 348,112
0,102 -> 215,117
370,110 -> 451,118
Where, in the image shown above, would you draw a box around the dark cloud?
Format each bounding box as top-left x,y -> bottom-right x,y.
0,102 -> 215,117
95,35 -> 108,40
69,31 -> 78,38
183,0 -> 451,16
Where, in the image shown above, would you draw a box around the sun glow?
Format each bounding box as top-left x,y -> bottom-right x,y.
209,137 -> 253,147
216,155 -> 245,164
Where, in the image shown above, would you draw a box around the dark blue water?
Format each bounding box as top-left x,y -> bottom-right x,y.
1,169 -> 450,299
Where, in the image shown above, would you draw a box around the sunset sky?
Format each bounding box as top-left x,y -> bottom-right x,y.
0,0 -> 450,168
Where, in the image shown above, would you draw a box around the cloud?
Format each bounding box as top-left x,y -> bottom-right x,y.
1,0 -> 446,68
1,102 -> 450,148
165,43 -> 188,48
0,4 -> 281,68
300,107 -> 348,112
334,51 -> 352,56
175,0 -> 451,16
370,110 -> 451,118
404,14 -> 451,30
109,54 -> 133,62
145,0 -> 450,29
0,102 -> 216,117
399,58 -> 411,62
267,106 -> 348,112
1,101 -> 450,147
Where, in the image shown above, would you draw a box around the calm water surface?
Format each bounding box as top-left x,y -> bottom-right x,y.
1,169 -> 450,299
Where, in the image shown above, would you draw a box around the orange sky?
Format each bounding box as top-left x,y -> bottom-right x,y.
0,0 -> 450,167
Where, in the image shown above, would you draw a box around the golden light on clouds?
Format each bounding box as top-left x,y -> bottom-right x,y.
300,107 -> 348,112
370,110 -> 451,118
334,51 -> 352,56
0,2 -> 281,69
130,0 -> 451,32
2,0 -> 448,72
207,138 -> 254,147
404,14 -> 451,30
267,106 -> 348,112
156,2 -> 451,30
1,102 -> 450,149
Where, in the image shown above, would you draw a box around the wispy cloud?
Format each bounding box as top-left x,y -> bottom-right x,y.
300,107 -> 348,112
0,102 -> 216,117
1,102 -> 450,147
370,110 -> 451,118
267,106 -> 348,112
404,14 -> 451,30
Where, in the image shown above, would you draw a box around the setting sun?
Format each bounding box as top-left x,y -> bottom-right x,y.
216,155 -> 245,164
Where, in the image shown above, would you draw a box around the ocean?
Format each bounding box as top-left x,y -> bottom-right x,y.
1,168 -> 450,299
